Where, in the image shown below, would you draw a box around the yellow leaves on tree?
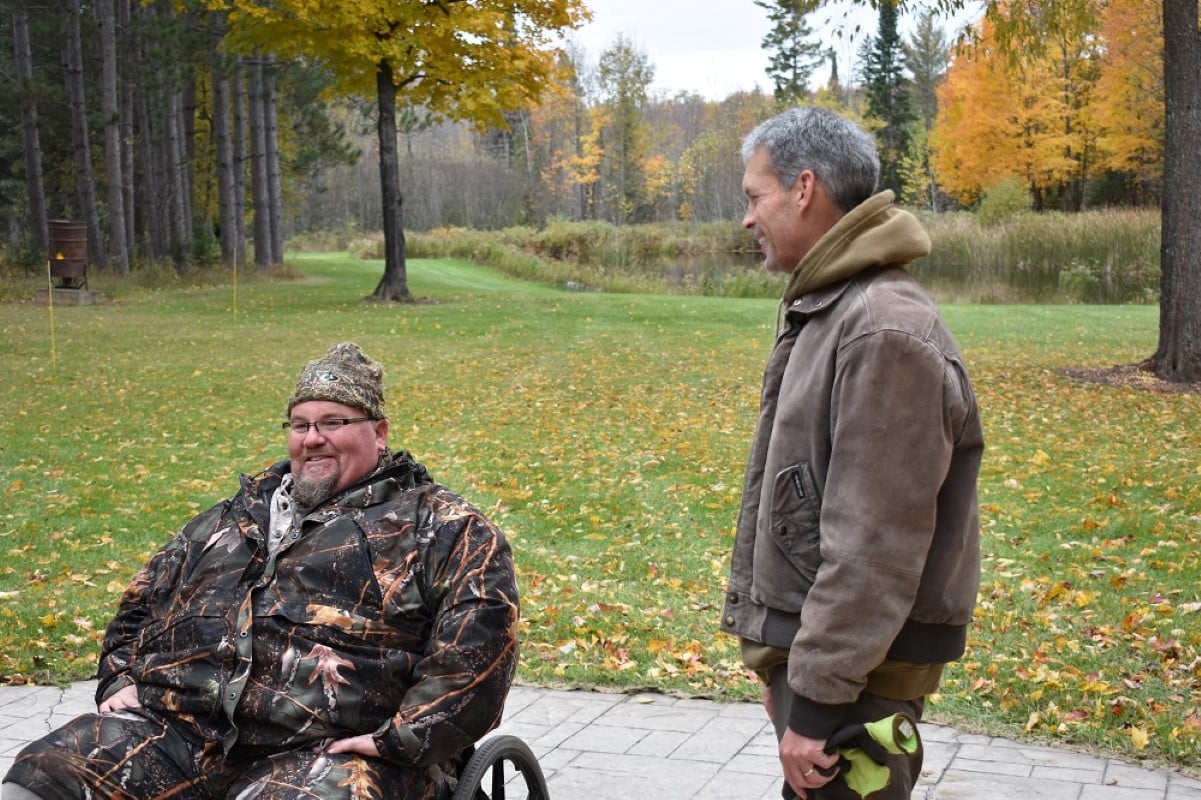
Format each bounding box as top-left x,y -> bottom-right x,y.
931,0 -> 1169,207
529,59 -> 597,211
931,22 -> 1019,205
573,110 -> 608,188
932,10 -> 1099,206
1092,0 -> 1164,183
643,153 -> 676,212
208,0 -> 590,129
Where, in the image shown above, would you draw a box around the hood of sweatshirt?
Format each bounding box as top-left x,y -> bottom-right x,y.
781,190 -> 931,306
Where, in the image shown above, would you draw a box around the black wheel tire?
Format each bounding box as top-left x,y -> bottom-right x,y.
451,735 -> 550,800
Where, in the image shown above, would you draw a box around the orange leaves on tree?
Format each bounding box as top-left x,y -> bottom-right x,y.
932,0 -> 1162,205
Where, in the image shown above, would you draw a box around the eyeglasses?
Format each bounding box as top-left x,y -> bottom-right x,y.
282,417 -> 376,435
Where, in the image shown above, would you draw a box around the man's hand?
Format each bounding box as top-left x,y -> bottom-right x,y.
779,727 -> 839,799
98,684 -> 141,713
325,734 -> 381,758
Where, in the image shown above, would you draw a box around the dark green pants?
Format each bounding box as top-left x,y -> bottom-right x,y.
768,666 -> 925,800
3,708 -> 448,800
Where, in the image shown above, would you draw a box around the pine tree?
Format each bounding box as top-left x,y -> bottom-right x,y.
861,0 -> 916,196
754,0 -> 824,102
903,9 -> 950,210
903,9 -> 948,131
597,34 -> 654,223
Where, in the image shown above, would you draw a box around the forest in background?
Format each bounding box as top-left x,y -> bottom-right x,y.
0,0 -> 1166,277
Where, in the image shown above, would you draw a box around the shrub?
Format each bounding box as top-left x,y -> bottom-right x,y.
976,178 -> 1032,227
288,223 -> 363,253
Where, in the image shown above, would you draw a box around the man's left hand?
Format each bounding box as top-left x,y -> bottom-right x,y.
325,734 -> 380,758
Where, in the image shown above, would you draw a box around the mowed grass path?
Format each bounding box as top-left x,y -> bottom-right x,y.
1,253 -> 1197,771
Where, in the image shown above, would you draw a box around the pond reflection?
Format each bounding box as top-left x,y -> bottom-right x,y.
660,252 -> 764,287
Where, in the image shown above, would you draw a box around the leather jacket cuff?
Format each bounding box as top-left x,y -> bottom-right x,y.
788,693 -> 848,742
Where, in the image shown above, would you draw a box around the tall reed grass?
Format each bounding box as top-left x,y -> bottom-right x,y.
354,208 -> 1161,304
916,209 -> 1161,304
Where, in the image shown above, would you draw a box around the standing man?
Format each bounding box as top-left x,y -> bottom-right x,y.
720,107 -> 983,799
4,342 -> 519,800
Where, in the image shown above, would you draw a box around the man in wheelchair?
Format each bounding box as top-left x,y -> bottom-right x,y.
3,343 -> 519,800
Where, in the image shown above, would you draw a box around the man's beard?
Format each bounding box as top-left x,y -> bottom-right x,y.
291,471 -> 339,509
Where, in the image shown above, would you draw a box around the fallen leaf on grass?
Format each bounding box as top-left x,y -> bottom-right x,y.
1127,726 -> 1150,750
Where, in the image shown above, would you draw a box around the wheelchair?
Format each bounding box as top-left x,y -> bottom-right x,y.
451,734 -> 549,800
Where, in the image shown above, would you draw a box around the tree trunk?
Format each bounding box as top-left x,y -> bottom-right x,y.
574,100 -> 587,220
263,56 -> 284,265
247,56 -> 270,268
12,8 -> 48,255
133,0 -> 169,261
64,0 -> 107,269
371,60 -> 412,302
231,61 -> 248,268
118,0 -> 136,259
179,72 -> 196,247
96,0 -> 130,275
165,88 -> 190,267
213,52 -> 238,266
1153,0 -> 1201,382
136,87 -> 166,259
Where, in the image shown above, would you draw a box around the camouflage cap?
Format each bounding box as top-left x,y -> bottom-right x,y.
286,342 -> 386,420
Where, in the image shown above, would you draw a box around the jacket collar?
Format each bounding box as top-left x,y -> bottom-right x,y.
786,276 -> 857,317
337,450 -> 432,509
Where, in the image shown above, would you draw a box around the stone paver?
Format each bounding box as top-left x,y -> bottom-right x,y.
1,681 -> 1199,799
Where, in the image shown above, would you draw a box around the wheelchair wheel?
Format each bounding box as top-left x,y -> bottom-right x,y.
451,734 -> 550,800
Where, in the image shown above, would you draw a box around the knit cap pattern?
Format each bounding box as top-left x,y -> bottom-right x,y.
286,342 -> 386,420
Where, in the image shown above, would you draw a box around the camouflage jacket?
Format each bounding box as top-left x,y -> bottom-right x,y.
97,452 -> 519,767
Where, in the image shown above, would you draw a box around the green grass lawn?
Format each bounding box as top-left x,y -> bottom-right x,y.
1,253 -> 1198,772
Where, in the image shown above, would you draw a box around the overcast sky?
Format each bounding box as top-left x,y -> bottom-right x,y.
568,0 -> 981,101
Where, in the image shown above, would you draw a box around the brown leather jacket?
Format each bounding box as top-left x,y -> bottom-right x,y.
720,193 -> 984,740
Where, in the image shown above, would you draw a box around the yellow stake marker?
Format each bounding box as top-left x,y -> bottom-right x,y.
232,243 -> 238,317
46,259 -> 57,369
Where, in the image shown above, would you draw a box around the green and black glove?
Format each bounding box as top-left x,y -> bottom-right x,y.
782,713 -> 922,800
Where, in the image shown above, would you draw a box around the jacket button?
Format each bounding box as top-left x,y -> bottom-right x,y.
725,616 -> 736,626
727,593 -> 738,603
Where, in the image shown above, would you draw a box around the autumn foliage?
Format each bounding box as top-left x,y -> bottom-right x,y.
206,0 -> 588,128
932,0 -> 1163,208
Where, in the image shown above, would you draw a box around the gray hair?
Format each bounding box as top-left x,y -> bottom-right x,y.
741,107 -> 880,213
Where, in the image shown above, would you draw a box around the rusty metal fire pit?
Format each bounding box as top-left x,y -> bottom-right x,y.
48,219 -> 88,290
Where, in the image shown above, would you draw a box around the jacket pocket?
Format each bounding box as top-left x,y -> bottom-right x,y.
768,462 -> 822,585
133,612 -> 231,716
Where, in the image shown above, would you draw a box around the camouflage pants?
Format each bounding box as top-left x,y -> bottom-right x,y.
3,708 -> 449,800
